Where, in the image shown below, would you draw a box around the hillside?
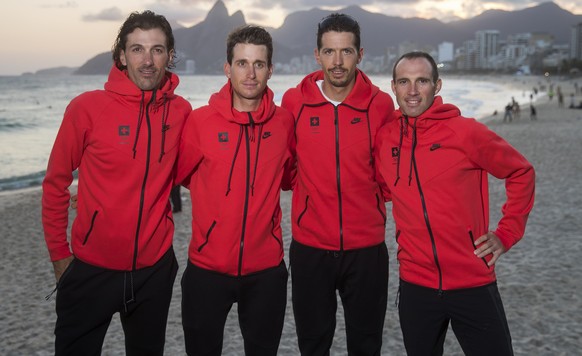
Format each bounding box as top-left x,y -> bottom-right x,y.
74,1 -> 582,75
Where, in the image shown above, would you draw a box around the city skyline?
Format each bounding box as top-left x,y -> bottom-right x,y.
1,0 -> 580,76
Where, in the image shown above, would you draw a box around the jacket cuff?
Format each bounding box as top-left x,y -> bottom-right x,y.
493,228 -> 514,252
49,245 -> 73,262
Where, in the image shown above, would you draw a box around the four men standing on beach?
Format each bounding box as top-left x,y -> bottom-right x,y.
42,9 -> 535,356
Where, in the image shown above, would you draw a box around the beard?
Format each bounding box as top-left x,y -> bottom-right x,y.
325,66 -> 353,88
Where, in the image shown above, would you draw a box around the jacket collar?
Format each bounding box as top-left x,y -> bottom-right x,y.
103,65 -> 178,106
298,69 -> 380,109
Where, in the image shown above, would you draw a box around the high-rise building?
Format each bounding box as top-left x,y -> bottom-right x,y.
438,42 -> 454,63
458,39 -> 476,70
571,23 -> 582,60
475,30 -> 500,69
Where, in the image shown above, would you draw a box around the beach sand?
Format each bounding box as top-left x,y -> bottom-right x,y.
1,77 -> 581,355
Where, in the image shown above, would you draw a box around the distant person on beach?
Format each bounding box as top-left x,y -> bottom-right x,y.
548,84 -> 554,101
281,13 -> 395,355
530,103 -> 537,120
511,97 -> 520,119
41,11 -> 191,355
503,103 -> 513,122
175,25 -> 294,355
557,86 -> 564,108
375,51 -> 535,356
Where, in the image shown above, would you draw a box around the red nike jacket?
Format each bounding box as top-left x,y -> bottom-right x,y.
176,82 -> 295,276
42,65 -> 191,270
282,70 -> 394,251
375,97 -> 535,290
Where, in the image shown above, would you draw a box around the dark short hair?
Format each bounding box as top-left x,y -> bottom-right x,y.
393,51 -> 439,84
226,25 -> 273,66
317,13 -> 360,51
112,10 -> 175,70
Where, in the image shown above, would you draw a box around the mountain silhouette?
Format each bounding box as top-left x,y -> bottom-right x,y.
74,1 -> 582,75
172,0 -> 245,74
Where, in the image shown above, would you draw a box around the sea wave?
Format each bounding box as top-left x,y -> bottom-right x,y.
0,119 -> 31,130
0,171 -> 81,192
0,171 -> 46,191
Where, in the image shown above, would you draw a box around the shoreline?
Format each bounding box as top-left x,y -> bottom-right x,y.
442,73 -> 582,122
474,74 -> 581,123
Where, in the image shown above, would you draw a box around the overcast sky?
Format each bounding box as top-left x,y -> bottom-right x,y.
1,0 -> 580,75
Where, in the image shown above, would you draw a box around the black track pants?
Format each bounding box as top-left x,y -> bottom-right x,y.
398,280 -> 514,356
181,261 -> 288,356
290,240 -> 389,356
54,248 -> 178,356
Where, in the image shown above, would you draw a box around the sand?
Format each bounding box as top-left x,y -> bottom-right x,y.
1,76 -> 581,355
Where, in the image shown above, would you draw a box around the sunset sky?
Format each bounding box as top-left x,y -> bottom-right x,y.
1,0 -> 580,76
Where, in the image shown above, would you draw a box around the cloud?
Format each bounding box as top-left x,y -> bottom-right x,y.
249,0 -> 361,10
417,5 -> 463,22
249,0 -> 415,10
83,7 -> 125,22
41,1 -> 78,9
178,0 -> 214,4
153,0 -> 215,5
486,0 -> 531,5
246,10 -> 270,23
143,2 -> 208,25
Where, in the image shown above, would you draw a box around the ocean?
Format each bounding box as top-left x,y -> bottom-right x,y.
0,73 -> 532,191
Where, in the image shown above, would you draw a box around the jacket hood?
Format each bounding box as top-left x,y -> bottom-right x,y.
104,65 -> 179,104
209,81 -> 276,125
297,69 -> 380,109
103,65 -> 181,162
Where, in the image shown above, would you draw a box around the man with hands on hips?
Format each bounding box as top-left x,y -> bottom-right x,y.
375,51 -> 535,356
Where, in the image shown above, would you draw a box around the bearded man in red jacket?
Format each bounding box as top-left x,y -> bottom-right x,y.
282,13 -> 395,355
42,11 -> 191,355
375,51 -> 535,356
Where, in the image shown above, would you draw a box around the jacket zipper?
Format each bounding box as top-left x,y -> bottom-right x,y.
238,115 -> 253,276
297,195 -> 309,226
132,94 -> 154,271
198,220 -> 216,252
82,210 -> 99,245
334,106 -> 344,251
411,140 -> 443,295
